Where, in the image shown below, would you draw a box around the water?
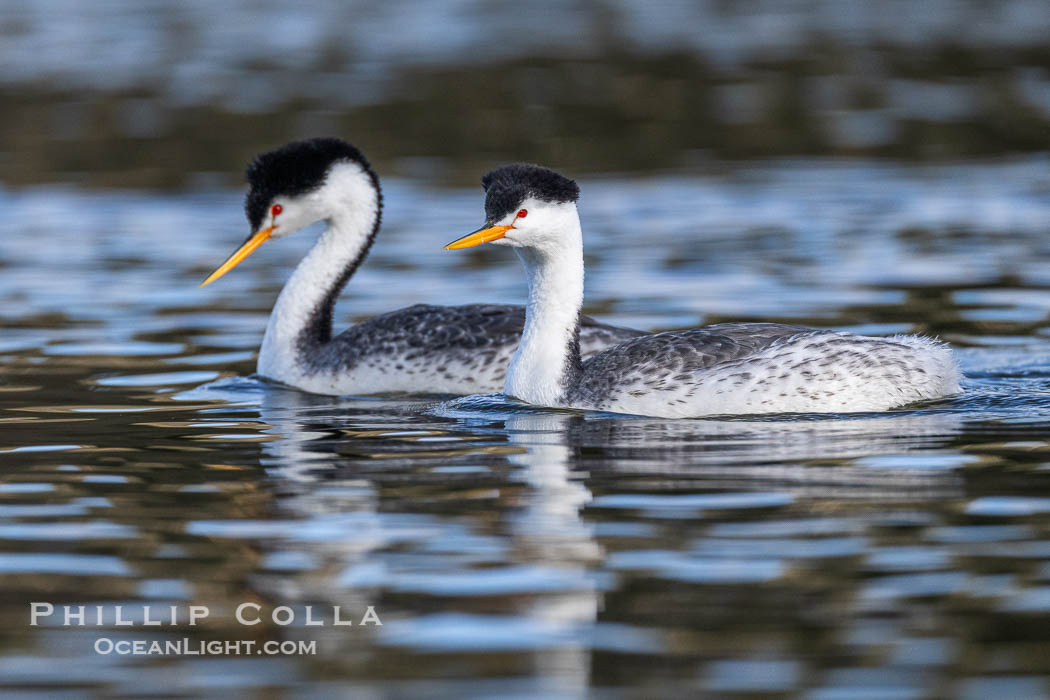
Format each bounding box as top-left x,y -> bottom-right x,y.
4,160 -> 1050,697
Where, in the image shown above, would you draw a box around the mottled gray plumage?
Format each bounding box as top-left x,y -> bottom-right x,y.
304,303 -> 642,388
565,323 -> 809,404
565,321 -> 958,412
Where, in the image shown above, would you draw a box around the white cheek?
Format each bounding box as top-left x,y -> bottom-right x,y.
270,219 -> 291,238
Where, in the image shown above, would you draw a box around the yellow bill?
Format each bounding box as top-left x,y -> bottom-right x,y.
443,224 -> 512,250
199,226 -> 274,287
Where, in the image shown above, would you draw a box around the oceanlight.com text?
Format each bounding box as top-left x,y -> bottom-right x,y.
94,638 -> 317,656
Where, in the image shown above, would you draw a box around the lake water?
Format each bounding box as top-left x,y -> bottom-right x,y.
4,159 -> 1050,697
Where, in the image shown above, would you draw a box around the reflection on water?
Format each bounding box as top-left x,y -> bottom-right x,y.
3,163 -> 1050,695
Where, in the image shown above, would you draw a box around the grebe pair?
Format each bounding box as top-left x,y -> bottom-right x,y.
202,138 -> 960,417
200,138 -> 641,395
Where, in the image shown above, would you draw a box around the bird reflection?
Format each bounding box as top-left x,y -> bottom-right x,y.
252,391 -> 604,690
567,409 -> 969,501
502,411 -> 600,695
242,387 -> 971,677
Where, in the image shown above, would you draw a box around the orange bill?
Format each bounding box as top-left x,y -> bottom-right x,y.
443,224 -> 512,250
199,226 -> 274,287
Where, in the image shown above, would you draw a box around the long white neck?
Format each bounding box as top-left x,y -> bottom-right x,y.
257,165 -> 380,381
504,219 -> 585,407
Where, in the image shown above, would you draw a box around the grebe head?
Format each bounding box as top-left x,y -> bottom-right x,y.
201,137 -> 379,287
444,163 -> 580,254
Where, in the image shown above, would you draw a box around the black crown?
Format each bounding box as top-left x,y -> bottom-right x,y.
481,163 -> 579,223
244,137 -> 376,231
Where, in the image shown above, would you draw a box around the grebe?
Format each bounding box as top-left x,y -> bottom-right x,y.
200,139 -> 641,395
445,164 -> 961,418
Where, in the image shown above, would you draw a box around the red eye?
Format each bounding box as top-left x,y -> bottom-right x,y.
516,209 -> 528,218
271,204 -> 283,217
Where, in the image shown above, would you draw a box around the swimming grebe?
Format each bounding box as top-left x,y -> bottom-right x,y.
445,163 -> 961,417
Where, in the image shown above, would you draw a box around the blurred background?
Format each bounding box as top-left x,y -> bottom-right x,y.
6,2 -> 1050,697
4,0 -> 1050,188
